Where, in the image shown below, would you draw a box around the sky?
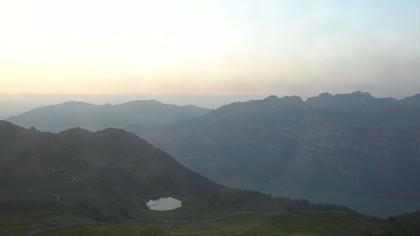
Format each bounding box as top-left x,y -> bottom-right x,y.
1,0 -> 420,117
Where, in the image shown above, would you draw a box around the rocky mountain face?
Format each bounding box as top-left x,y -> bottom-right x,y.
144,92 -> 420,217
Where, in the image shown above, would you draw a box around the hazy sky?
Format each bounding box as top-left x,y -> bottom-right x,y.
1,0 -> 420,117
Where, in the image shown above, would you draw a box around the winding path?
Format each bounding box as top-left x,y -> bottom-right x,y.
27,168 -> 79,204
28,188 -> 64,204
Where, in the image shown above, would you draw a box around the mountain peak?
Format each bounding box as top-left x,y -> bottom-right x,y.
119,99 -> 163,106
264,95 -> 279,101
306,91 -> 376,109
263,95 -> 303,105
318,92 -> 333,97
58,127 -> 92,136
402,93 -> 420,101
0,121 -> 15,132
401,93 -> 420,107
344,91 -> 374,99
0,120 -> 27,131
97,127 -> 140,139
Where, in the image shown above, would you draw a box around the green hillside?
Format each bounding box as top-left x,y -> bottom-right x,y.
0,121 -> 353,235
41,212 -> 420,236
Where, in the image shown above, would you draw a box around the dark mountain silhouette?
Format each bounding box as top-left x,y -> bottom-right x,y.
6,100 -> 211,133
0,120 -> 221,220
0,121 -> 349,225
143,92 -> 420,217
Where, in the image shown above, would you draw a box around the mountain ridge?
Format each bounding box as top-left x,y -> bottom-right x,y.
6,100 -> 211,133
0,121 -> 353,227
142,91 -> 420,217
4,91 -> 420,217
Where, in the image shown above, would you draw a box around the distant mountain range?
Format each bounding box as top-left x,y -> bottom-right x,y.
6,100 -> 211,133
5,92 -> 420,217
144,92 -> 420,217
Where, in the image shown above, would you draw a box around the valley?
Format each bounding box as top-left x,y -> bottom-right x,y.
8,92 -> 420,216
0,121 -> 355,235
2,0 -> 419,234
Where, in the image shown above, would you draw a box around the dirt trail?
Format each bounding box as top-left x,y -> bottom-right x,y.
27,168 -> 79,204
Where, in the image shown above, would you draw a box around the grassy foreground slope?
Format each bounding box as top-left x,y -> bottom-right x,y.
0,211 -> 94,236
43,213 -> 420,236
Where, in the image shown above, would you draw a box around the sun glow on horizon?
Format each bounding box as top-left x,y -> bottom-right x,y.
1,0 -> 420,97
